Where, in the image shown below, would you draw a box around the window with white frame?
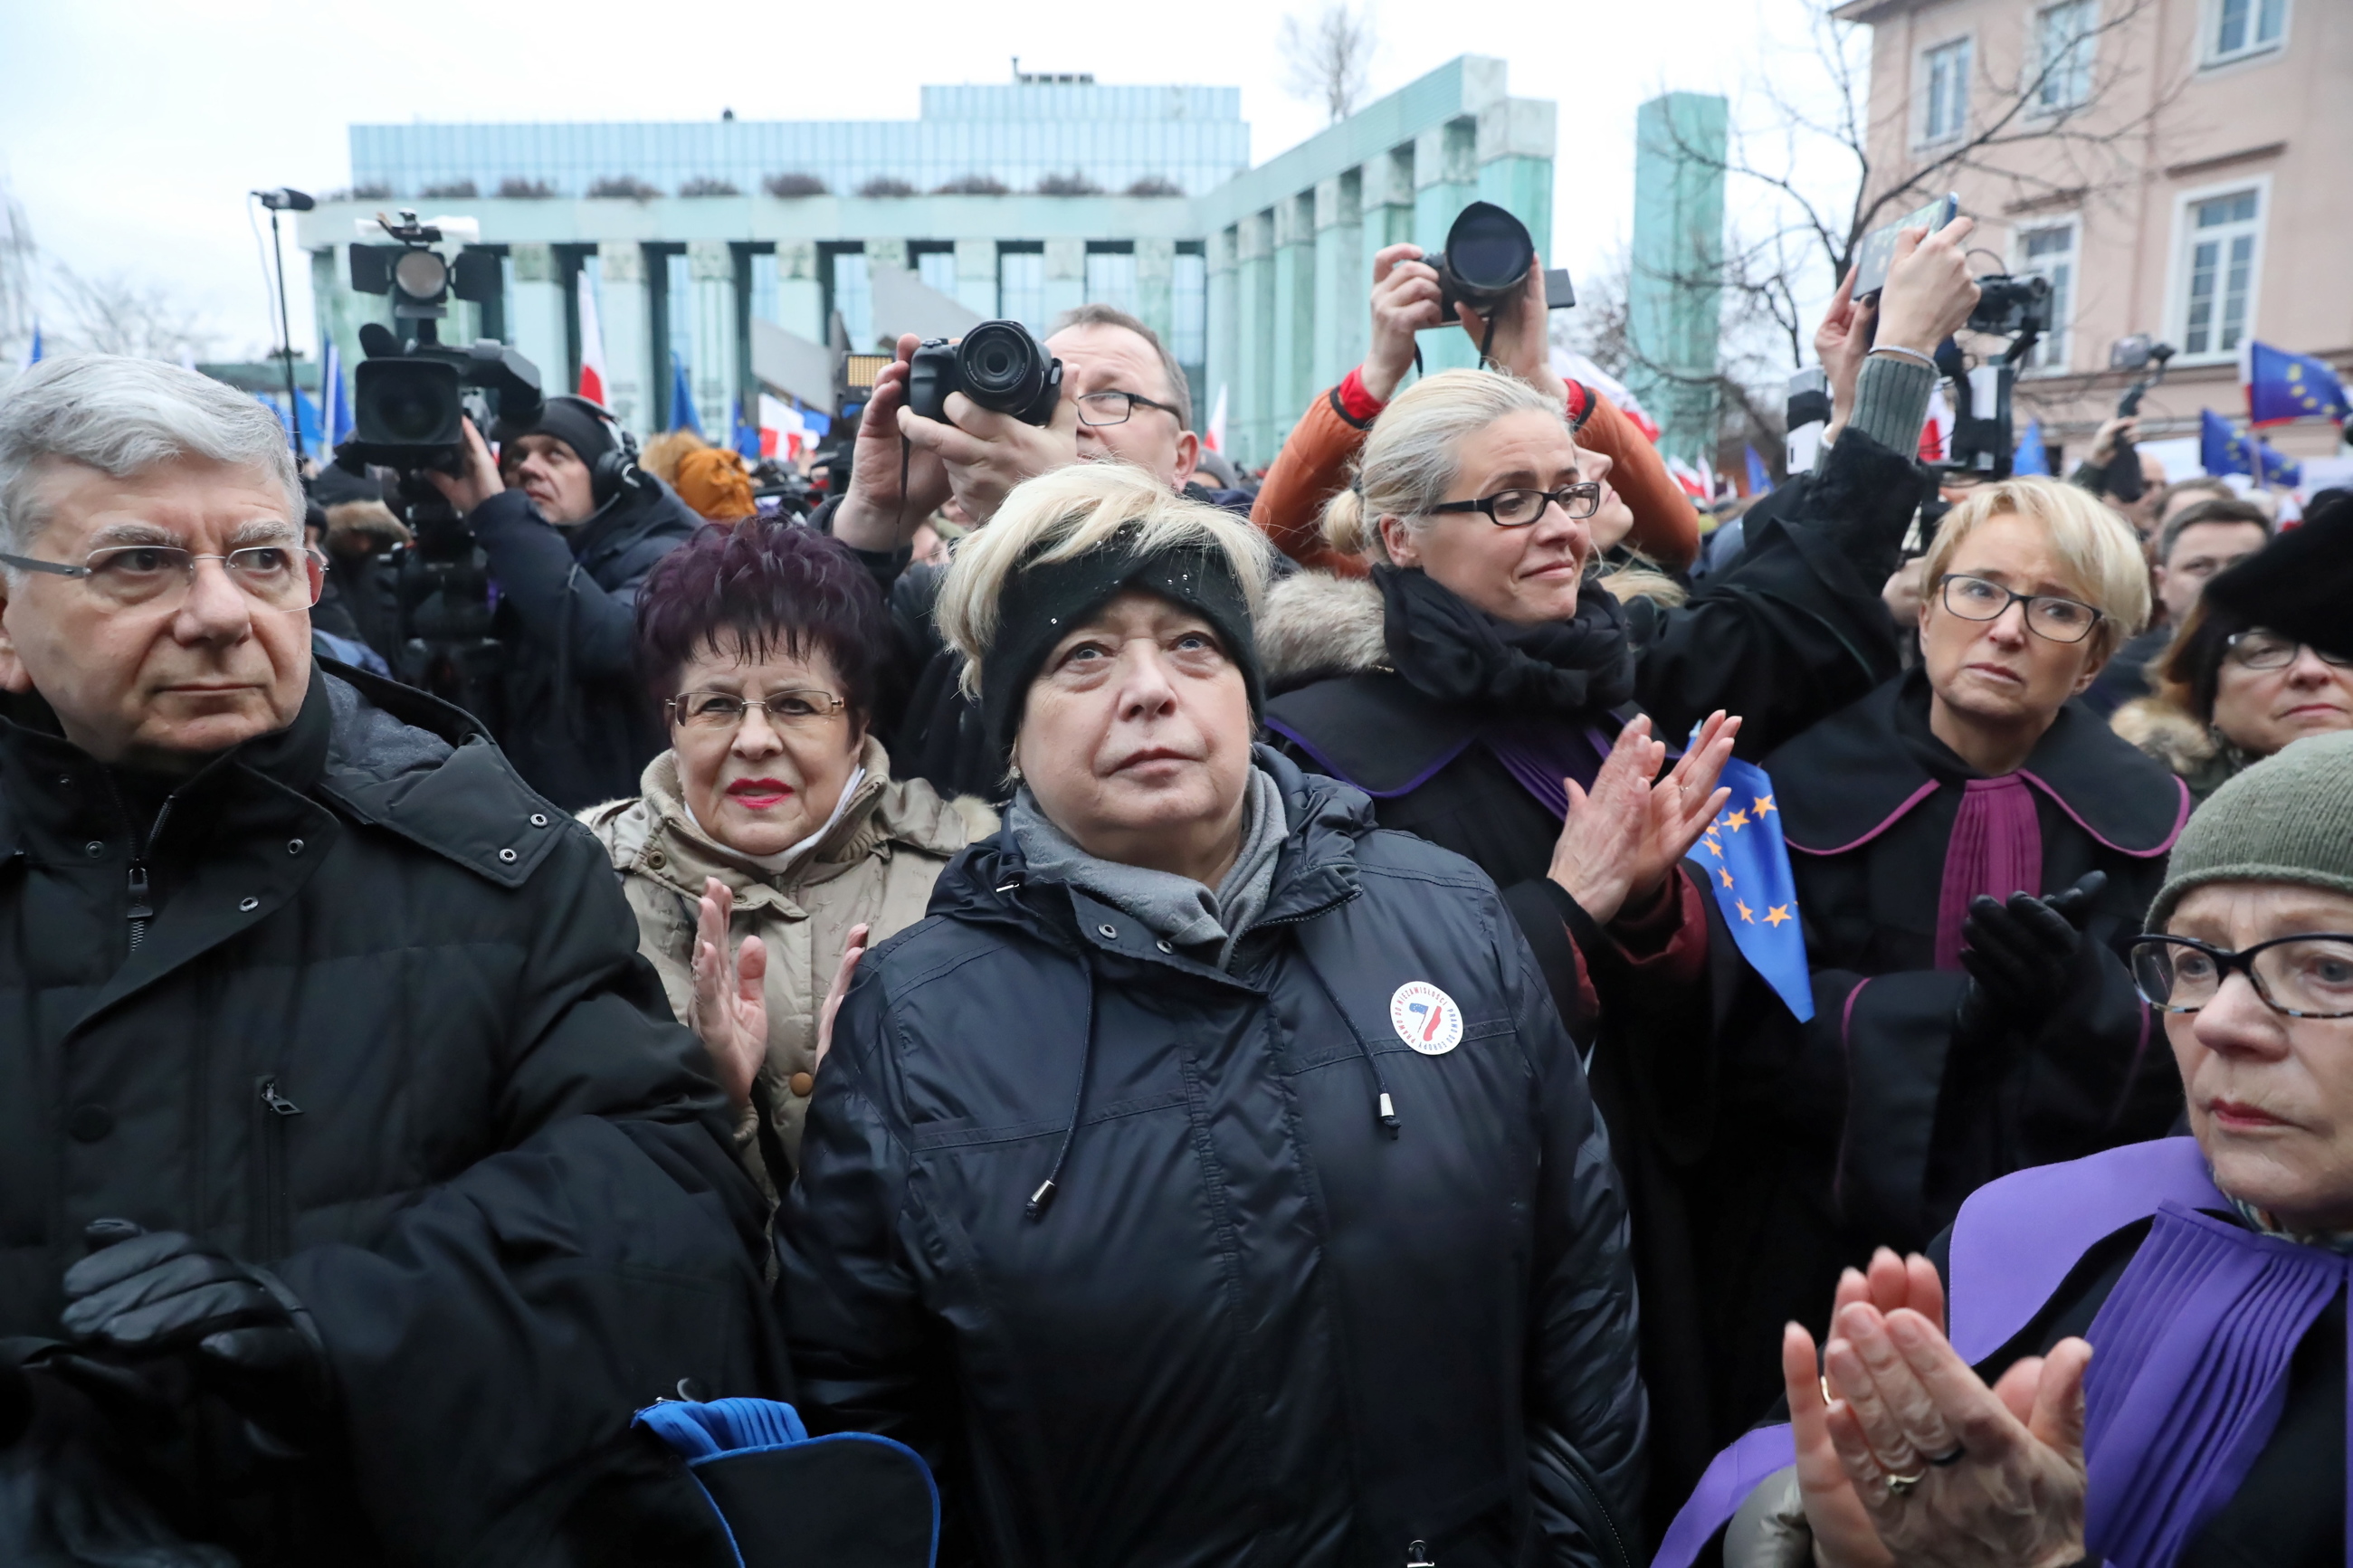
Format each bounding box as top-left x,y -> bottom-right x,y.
2017,221 -> 2078,371
2208,0 -> 2287,64
2034,1 -> 2098,112
2178,188 -> 2262,357
1920,37 -> 1972,144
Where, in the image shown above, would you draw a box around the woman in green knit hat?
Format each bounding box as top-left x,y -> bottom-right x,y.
1657,727 -> 2353,1568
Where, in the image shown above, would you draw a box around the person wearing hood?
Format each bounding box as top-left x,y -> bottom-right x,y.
779,461 -> 1646,1567
581,517 -> 995,1193
426,394 -> 703,810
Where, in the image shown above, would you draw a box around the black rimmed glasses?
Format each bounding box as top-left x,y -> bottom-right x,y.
1428,482 -> 1604,527
2225,632 -> 2353,671
1074,391 -> 1183,428
2130,935 -> 2353,1020
1937,573 -> 2104,644
0,542 -> 328,611
665,689 -> 848,733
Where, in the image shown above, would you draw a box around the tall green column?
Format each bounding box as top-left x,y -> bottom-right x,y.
1272,193 -> 1316,451
1414,119 -> 1480,375
1312,169 -> 1364,393
1234,211 -> 1275,468
1205,225 -> 1237,451
1135,237 -> 1176,347
1627,92 -> 1728,471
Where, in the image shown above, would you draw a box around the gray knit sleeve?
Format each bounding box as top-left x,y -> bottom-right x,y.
1814,354 -> 1939,474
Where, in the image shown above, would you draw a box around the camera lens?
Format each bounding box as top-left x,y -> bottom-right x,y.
1438,202 -> 1536,307
957,321 -> 1051,413
354,359 -> 463,449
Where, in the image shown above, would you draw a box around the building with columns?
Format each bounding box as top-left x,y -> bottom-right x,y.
300,56 -> 1556,471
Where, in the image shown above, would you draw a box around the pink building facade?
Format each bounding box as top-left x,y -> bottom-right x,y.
1833,0 -> 2351,476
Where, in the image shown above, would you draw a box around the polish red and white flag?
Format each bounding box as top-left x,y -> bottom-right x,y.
576,271 -> 607,406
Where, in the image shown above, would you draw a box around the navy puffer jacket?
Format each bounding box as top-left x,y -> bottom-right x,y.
781,746 -> 1646,1568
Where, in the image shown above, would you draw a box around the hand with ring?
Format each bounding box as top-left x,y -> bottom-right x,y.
1781,1248 -> 2091,1567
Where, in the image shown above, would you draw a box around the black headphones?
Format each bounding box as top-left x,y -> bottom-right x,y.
531,394 -> 648,508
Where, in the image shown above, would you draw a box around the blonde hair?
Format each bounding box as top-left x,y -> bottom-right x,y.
1919,476 -> 2151,661
935,460 -> 1274,698
638,428 -> 710,487
1319,369 -> 1566,564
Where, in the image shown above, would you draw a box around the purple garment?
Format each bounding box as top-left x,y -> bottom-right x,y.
2080,1202 -> 2348,1568
1481,720 -> 1618,822
1932,774 -> 2043,971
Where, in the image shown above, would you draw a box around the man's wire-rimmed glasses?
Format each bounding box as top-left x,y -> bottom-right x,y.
0,542 -> 327,611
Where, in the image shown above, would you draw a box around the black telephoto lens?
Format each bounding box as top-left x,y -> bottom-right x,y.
956,320 -> 1060,423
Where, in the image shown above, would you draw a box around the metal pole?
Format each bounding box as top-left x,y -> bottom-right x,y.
269,205 -> 301,458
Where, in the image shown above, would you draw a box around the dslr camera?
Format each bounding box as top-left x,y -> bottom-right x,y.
906,320 -> 1063,426
1426,201 -> 1577,317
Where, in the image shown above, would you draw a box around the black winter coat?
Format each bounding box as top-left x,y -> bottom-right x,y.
471,478 -> 701,810
0,663 -> 783,1567
779,748 -> 1646,1568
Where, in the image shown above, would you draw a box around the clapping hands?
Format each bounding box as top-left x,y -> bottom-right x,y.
1546,711 -> 1740,925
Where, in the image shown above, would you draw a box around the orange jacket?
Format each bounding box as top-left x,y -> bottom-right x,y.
1250,375 -> 1700,576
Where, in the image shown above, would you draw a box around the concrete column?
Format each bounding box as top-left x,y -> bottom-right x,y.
1478,98 -> 1558,273
1414,119 -> 1481,375
309,245 -> 387,425
1205,226 -> 1237,453
953,238 -> 998,319
505,244 -> 567,402
1312,170 -> 1365,393
864,238 -> 908,274
1234,212 -> 1276,468
1272,194 -> 1317,451
1134,237 -> 1176,346
775,242 -> 824,342
1630,93 -> 1729,468
1043,237 -> 1086,326
1364,145 -> 1417,252
597,242 -> 653,436
688,241 -> 742,439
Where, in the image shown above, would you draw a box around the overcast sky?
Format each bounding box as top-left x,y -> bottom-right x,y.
1,0 -> 1835,362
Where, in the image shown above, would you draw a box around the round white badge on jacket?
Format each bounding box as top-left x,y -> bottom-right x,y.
1390,982 -> 1463,1055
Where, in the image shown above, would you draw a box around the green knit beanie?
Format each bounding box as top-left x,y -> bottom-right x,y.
2148,730 -> 2353,933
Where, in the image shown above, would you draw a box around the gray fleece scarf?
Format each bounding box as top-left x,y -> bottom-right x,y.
1008,765 -> 1288,972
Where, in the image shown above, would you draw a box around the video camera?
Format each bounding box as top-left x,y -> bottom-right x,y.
1940,271 -> 2056,483
331,210 -> 546,725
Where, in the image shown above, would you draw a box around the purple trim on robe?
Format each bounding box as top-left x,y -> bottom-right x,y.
2020,767 -> 2192,857
1948,1137 -> 2221,1362
1932,774 -> 2044,972
1653,1423 -> 1797,1568
1259,715 -> 1478,800
2079,1202 -> 2347,1568
1785,779 -> 1942,858
1481,721 -> 1614,822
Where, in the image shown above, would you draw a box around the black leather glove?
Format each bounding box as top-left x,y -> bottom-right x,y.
1954,871 -> 2106,1040
60,1224 -> 331,1457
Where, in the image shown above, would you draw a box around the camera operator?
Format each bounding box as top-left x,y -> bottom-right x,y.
817,305 -> 1206,800
426,395 -> 701,810
2071,413 -> 2171,538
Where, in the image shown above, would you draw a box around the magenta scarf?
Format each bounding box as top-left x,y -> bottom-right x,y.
1932,774 -> 2043,970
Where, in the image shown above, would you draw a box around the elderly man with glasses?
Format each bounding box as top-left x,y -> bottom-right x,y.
0,357 -> 780,1566
811,303 -> 1215,801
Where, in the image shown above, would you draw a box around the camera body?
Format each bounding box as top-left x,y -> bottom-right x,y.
1967,273 -> 2053,339
905,321 -> 1063,426
343,211 -> 539,470
1426,201 -> 1577,316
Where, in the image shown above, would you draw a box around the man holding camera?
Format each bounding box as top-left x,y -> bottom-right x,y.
426,394 -> 702,811
819,304 -> 1205,799
0,357 -> 780,1565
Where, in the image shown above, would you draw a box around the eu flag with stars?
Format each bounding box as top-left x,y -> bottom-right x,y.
2248,341 -> 2348,428
1690,747 -> 1813,1022
2201,408 -> 2301,488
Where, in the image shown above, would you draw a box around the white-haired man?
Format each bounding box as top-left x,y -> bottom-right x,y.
0,356 -> 778,1564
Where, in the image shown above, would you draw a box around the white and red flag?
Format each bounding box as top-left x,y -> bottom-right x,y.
576,270 -> 607,406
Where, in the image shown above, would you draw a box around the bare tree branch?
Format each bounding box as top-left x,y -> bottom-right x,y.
1279,3 -> 1376,124
51,265 -> 215,363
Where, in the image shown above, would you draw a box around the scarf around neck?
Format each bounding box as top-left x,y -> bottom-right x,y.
1372,564 -> 1636,717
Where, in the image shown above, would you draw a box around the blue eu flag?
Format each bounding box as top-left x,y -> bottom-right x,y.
2247,341 -> 2349,427
1690,747 -> 1814,1022
670,353 -> 704,435
2012,418 -> 2048,476
2201,408 -> 2301,488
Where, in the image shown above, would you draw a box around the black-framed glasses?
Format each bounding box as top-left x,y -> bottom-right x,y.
1074,391 -> 1182,428
0,543 -> 327,611
2130,934 -> 2353,1020
665,689 -> 848,732
2225,632 -> 2353,671
1937,573 -> 2104,644
1429,483 -> 1603,527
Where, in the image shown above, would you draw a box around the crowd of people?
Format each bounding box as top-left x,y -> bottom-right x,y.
1,208 -> 2349,1568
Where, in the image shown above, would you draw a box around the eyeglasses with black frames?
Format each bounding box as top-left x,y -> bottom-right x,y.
1427,483 -> 1604,527
1937,573 -> 2104,644
2130,934 -> 2353,1020
2224,632 -> 2353,672
1074,391 -> 1183,428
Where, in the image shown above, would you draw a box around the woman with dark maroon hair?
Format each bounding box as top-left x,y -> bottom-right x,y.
582,517 -> 996,1190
